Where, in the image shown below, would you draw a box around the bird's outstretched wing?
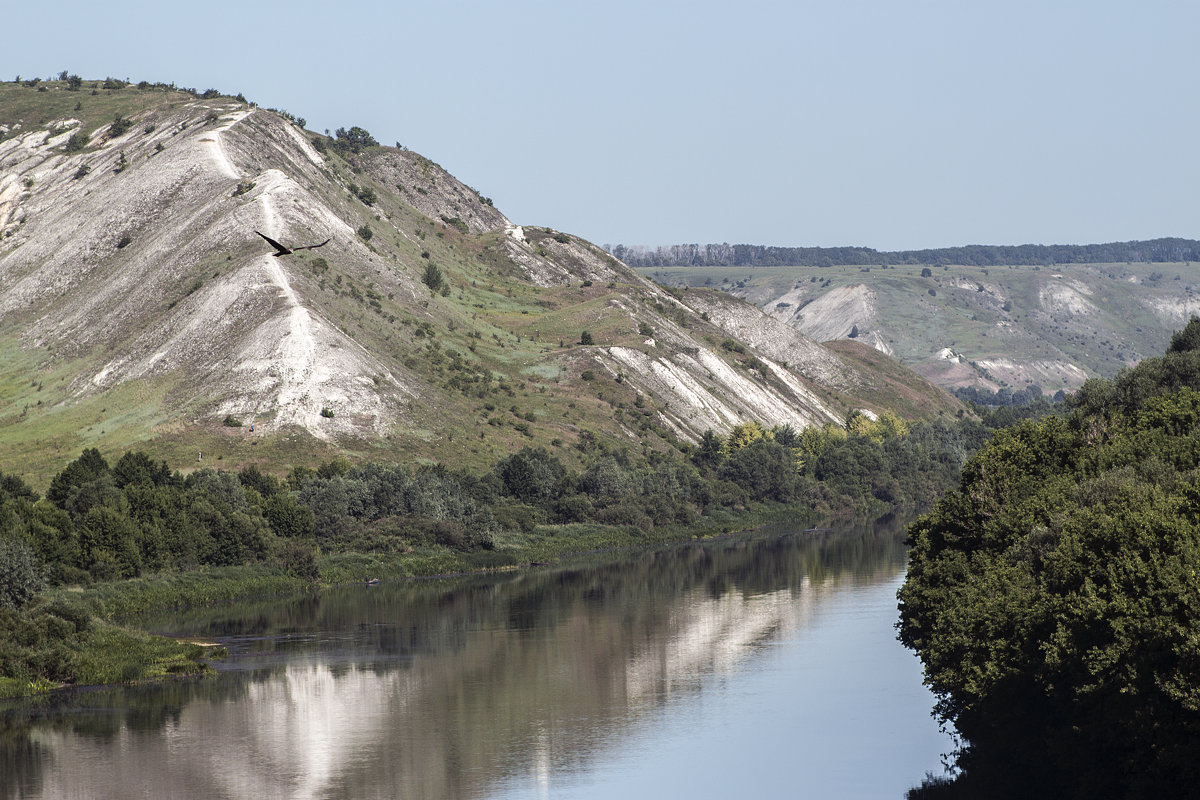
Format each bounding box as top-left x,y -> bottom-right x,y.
255,230 -> 291,256
295,238 -> 331,251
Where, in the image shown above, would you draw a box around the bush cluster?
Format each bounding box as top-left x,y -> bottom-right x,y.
899,318 -> 1200,797
0,411 -> 985,599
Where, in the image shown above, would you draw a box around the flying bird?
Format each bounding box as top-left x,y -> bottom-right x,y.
255,230 -> 330,257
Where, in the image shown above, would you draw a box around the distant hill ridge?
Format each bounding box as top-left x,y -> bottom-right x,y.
607,238 -> 1200,268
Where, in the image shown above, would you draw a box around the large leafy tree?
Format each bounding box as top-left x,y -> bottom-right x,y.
494,448 -> 567,503
899,325 -> 1200,797
0,537 -> 45,609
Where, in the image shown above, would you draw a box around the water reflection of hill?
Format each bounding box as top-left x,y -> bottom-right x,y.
1,520 -> 910,800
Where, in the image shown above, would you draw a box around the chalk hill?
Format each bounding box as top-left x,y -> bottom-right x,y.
0,79 -> 959,481
633,255 -> 1200,396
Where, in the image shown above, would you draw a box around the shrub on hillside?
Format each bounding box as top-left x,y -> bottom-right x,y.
63,131 -> 88,153
422,263 -> 444,293
109,115 -> 131,137
332,126 -> 378,154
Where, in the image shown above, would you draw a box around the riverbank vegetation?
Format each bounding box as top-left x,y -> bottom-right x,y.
899,320 -> 1200,798
0,598 -> 212,698
0,410 -> 988,696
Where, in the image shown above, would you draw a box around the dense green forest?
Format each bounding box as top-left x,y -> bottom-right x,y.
899,321 -> 1200,798
608,238 -> 1200,268
3,414 -> 987,590
0,411 -> 988,694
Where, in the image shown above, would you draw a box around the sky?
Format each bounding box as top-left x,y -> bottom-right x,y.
5,0 -> 1197,251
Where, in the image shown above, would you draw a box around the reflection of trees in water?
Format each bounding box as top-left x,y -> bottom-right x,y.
0,716 -> 47,800
1,521 -> 910,800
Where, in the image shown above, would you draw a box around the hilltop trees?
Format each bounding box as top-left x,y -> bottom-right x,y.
332,126 -> 378,154
608,238 -> 1200,268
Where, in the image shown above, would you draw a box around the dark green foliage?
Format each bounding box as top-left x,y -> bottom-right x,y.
0,538 -> 45,609
356,224 -> 372,241
48,448 -> 110,508
440,216 -> 469,234
772,423 -> 800,447
238,465 -> 280,498
294,461 -> 496,550
578,456 -> 636,500
719,440 -> 799,501
743,356 -> 769,375
10,403 -> 986,625
579,330 -> 594,346
899,319 -> 1200,797
1070,335 -> 1200,419
277,539 -> 319,580
0,593 -> 210,693
0,599 -> 88,684
694,430 -> 726,469
1168,316 -> 1200,353
108,115 -> 131,137
63,131 -> 87,153
263,494 -> 314,539
332,126 -> 378,153
29,450 -> 308,579
112,451 -> 172,489
80,506 -> 142,578
0,472 -> 37,504
349,183 -> 377,205
494,448 -> 567,503
422,262 -> 444,293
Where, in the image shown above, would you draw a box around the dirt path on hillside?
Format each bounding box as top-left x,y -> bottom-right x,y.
255,173 -> 323,433
203,109 -> 252,179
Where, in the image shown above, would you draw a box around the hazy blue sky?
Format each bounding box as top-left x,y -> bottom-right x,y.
6,0 -> 1197,250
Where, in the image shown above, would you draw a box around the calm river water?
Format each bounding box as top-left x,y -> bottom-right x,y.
1,520 -> 953,799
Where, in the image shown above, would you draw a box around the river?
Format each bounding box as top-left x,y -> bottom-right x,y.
0,519 -> 953,799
